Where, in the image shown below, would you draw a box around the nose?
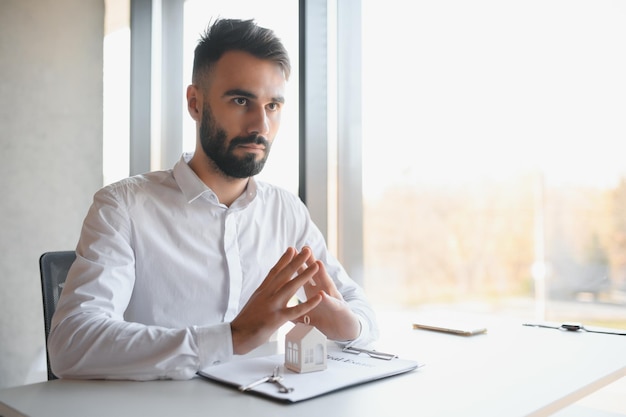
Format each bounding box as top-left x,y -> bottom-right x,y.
247,105 -> 270,137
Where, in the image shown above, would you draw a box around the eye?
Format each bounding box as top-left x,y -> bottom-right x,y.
267,102 -> 281,112
233,97 -> 248,106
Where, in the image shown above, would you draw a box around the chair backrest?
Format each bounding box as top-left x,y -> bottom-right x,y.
39,251 -> 76,380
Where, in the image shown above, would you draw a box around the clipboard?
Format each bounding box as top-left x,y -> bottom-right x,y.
198,345 -> 421,403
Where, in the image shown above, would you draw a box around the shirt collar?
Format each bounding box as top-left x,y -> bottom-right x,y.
173,153 -> 258,207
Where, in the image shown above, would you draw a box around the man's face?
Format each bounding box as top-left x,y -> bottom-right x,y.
197,50 -> 287,179
199,103 -> 270,178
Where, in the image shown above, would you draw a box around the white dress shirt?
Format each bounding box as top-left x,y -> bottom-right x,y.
49,153 -> 378,380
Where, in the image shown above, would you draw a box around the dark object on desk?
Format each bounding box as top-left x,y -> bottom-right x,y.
39,251 -> 76,380
523,322 -> 626,336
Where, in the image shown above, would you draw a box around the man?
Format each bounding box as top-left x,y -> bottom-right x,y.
48,18 -> 378,380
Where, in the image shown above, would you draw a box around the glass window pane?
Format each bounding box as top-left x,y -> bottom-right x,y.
103,0 -> 130,185
361,0 -> 626,327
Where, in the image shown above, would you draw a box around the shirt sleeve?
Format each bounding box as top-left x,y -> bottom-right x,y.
48,186 -> 234,380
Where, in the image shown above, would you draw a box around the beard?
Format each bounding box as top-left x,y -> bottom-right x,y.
199,105 -> 271,179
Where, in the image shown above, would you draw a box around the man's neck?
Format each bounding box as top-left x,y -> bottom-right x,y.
188,153 -> 249,207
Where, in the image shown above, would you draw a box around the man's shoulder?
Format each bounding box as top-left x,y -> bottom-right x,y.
98,169 -> 176,198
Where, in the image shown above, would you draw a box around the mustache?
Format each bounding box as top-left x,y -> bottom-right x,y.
228,135 -> 270,150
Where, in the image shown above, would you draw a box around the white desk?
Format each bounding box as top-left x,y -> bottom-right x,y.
1,311 -> 625,417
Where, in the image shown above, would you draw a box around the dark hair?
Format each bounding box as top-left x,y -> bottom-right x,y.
192,18 -> 291,84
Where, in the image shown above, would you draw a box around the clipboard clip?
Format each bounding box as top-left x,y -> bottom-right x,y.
342,346 -> 397,361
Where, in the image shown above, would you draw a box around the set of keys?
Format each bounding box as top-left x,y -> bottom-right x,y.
238,366 -> 294,394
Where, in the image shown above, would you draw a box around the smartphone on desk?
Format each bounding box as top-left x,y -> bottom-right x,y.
412,320 -> 487,336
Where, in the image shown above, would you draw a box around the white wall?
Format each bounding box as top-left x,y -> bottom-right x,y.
0,0 -> 104,388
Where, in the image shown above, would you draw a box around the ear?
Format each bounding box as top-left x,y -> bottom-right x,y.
186,84 -> 201,121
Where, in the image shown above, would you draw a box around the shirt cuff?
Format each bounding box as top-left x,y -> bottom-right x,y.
192,322 -> 234,368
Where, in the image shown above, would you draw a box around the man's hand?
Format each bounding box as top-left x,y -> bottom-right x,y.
230,247 -> 323,355
295,249 -> 361,341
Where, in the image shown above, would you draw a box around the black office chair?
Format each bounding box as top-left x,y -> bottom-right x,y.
39,250 -> 76,380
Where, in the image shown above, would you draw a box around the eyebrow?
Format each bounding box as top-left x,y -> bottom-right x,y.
223,88 -> 285,104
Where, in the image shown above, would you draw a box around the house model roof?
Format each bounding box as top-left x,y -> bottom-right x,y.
286,323 -> 325,340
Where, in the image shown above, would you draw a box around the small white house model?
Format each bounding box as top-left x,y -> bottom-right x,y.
284,318 -> 327,373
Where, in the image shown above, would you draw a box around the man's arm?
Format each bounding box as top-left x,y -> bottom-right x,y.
296,250 -> 378,346
48,188 -> 235,380
289,195 -> 380,347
